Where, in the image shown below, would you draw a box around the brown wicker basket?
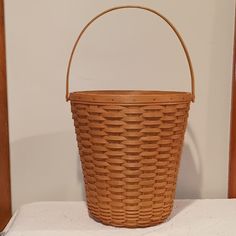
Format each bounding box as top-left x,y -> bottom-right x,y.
66,6 -> 195,228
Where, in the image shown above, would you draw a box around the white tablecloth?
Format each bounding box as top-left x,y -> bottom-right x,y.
3,200 -> 236,236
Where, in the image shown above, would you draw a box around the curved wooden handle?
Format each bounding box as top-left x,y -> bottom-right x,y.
66,5 -> 195,102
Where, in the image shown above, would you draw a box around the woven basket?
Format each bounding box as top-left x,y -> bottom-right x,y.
66,6 -> 195,228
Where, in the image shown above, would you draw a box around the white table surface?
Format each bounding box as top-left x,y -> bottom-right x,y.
3,199 -> 236,236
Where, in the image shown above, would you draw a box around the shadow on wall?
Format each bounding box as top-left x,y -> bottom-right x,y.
10,125 -> 202,210
176,125 -> 203,199
10,131 -> 86,211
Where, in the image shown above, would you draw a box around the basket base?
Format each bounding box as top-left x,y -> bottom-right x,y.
88,210 -> 172,228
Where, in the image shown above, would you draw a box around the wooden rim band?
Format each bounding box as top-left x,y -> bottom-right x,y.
66,5 -> 195,102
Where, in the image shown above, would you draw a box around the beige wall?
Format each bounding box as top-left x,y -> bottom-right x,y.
5,0 -> 234,211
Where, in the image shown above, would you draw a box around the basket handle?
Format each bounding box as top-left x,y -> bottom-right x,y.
66,5 -> 195,102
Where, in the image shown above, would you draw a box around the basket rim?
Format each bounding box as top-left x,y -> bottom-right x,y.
69,90 -> 192,104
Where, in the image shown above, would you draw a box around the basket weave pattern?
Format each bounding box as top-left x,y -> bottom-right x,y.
66,5 -> 195,228
71,101 -> 190,227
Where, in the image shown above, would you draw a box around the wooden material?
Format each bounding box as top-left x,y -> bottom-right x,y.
71,97 -> 191,227
66,5 -> 195,103
229,10 -> 236,198
0,0 -> 12,231
67,6 -> 194,227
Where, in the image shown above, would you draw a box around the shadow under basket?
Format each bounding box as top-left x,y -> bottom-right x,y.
66,6 -> 195,228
